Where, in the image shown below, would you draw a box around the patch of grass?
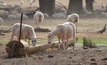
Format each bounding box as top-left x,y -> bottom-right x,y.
0,36 -> 107,46
88,37 -> 107,44
83,37 -> 97,48
77,37 -> 107,45
37,38 -> 47,44
0,40 -> 10,45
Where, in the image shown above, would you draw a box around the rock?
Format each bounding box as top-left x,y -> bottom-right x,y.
90,63 -> 97,65
102,57 -> 107,60
47,55 -> 54,58
89,58 -> 96,61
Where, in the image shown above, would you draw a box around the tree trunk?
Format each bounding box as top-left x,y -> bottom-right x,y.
39,0 -> 55,16
67,0 -> 83,15
85,0 -> 94,12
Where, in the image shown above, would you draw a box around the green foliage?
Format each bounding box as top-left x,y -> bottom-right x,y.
0,40 -> 9,45
83,37 -> 97,48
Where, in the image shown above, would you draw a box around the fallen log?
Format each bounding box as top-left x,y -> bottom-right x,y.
6,40 -> 29,57
6,38 -> 77,57
97,24 -> 106,33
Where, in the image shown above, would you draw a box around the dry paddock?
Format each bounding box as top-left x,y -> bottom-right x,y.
0,0 -> 107,65
0,15 -> 106,65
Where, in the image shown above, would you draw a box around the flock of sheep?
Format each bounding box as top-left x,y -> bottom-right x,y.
10,11 -> 79,50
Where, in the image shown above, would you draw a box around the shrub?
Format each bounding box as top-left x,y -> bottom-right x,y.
83,37 -> 97,48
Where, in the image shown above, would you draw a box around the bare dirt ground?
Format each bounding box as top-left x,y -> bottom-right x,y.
0,45 -> 107,65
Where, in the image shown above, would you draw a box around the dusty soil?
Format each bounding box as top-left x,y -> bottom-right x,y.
0,45 -> 107,65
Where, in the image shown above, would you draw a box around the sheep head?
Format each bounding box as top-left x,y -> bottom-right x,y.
32,40 -> 37,46
47,32 -> 54,44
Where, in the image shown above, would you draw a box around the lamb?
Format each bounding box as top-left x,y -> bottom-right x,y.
67,13 -> 79,32
47,22 -> 76,50
11,23 -> 37,46
33,11 -> 44,28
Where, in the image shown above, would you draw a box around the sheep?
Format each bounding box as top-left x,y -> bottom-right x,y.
33,11 -> 44,28
47,22 -> 76,50
67,13 -> 79,32
11,23 -> 37,46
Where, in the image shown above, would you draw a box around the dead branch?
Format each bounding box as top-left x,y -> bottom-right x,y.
97,24 -> 106,33
56,2 -> 72,14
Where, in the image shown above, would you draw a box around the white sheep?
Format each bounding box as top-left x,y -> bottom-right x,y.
67,13 -> 79,32
47,22 -> 76,50
33,11 -> 44,28
11,23 -> 37,46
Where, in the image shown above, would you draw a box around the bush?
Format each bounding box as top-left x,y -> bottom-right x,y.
83,37 -> 97,48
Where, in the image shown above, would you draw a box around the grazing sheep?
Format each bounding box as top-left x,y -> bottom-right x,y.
47,22 -> 76,50
33,11 -> 44,28
67,13 -> 79,32
11,23 -> 37,46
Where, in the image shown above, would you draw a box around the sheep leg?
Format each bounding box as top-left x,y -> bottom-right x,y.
76,23 -> 78,33
28,39 -> 31,45
11,34 -> 14,40
65,40 -> 69,49
58,40 -> 61,50
36,22 -> 40,28
62,41 -> 66,50
73,38 -> 76,49
11,31 -> 15,40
